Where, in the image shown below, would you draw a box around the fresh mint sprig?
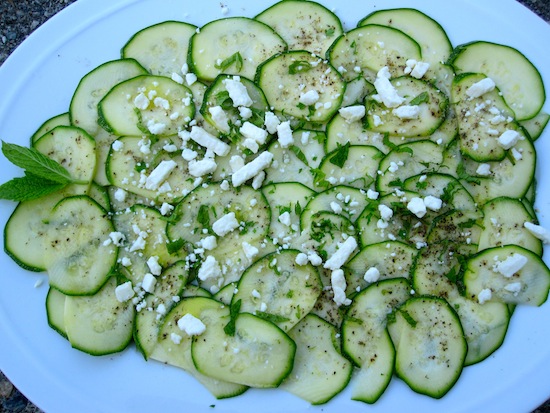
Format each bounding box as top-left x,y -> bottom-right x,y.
0,141 -> 78,201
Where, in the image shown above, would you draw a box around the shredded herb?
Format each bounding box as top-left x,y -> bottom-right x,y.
410,91 -> 430,106
215,52 -> 244,73
329,142 -> 350,168
289,60 -> 312,74
224,299 -> 242,336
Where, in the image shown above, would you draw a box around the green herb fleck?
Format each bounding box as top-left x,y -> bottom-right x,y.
289,60 -> 312,75
409,91 -> 430,106
215,52 -> 244,73
224,299 -> 242,336
329,142 -> 350,168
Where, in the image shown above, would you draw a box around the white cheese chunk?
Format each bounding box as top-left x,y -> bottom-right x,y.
223,76 -> 253,107
299,90 -> 320,105
424,195 -> 442,212
378,204 -> 393,221
212,212 -> 239,236
200,235 -> 217,251
188,158 -> 217,177
177,313 -> 206,336
142,273 -> 157,293
145,160 -> 178,190
278,211 -> 291,226
476,163 -> 492,176
504,282 -> 522,296
392,105 -> 421,120
208,106 -> 230,133
324,237 -> 358,270
497,129 -> 520,150
339,105 -> 366,122
242,242 -> 259,260
466,77 -> 496,99
276,121 -> 294,148
147,256 -> 162,276
364,267 -> 380,283
524,222 -> 550,244
407,197 -> 427,218
477,288 -> 492,304
115,281 -> 135,303
189,126 -> 231,156
232,151 -> 274,187
264,111 -> 281,134
373,66 -> 405,108
240,121 -> 268,145
496,253 -> 528,278
331,269 -> 351,306
198,255 -> 223,281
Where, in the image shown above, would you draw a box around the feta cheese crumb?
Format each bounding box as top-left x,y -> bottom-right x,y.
177,313 -> 206,336
423,195 -> 442,212
524,222 -> 550,244
504,282 -> 522,296
497,129 -> 520,150
392,105 -> 421,120
145,160 -> 178,190
240,121 -> 268,145
147,256 -> 162,276
373,66 -> 405,108
476,163 -> 492,176
407,197 -> 427,218
264,111 -> 280,134
295,253 -> 309,266
324,237 -> 358,270
198,256 -> 223,281
232,151 -> 274,187
242,241 -> 259,260
496,253 -> 528,277
339,105 -> 365,122
142,273 -> 157,293
208,106 -> 230,133
364,267 -> 380,283
466,77 -> 496,99
188,157 -> 217,177
189,126 -> 231,156
278,211 -> 292,226
115,281 -> 135,302
367,189 -> 379,200
378,204 -> 393,221
299,89 -> 320,105
212,212 -> 240,237
223,76 -> 253,107
170,333 -> 183,344
331,269 -> 351,306
276,121 -> 294,148
477,288 -> 492,304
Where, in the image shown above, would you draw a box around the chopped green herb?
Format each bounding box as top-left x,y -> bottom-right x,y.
215,52 -> 244,73
289,60 -> 312,74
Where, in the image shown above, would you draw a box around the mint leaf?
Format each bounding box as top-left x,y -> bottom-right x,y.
215,52 -> 244,73
224,299 -> 242,336
329,142 -> 350,168
2,141 -> 72,184
288,60 -> 312,75
410,91 -> 430,106
0,173 -> 65,201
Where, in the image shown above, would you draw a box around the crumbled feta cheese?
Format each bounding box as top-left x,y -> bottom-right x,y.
198,255 -> 223,281
208,106 -> 230,133
223,76 -> 253,107
112,140 -> 124,152
200,235 -> 218,250
212,212 -> 239,236
373,66 -> 405,108
476,163 -> 492,176
264,111 -> 280,134
276,121 -> 294,148
367,189 -> 379,200
240,121 -> 268,145
339,105 -> 365,122
496,253 -> 528,277
177,313 -> 206,336
153,97 -> 170,110
331,269 -> 351,306
147,256 -> 162,276
524,222 -> 550,244
324,237 -> 358,270
115,281 -> 135,302
107,231 -> 125,246
392,105 -> 421,120
171,72 -> 184,84
147,120 -> 167,135
410,61 -> 430,79
134,93 -> 150,110
504,282 -> 522,295
466,77 -> 496,99
239,106 -> 252,120
299,90 -> 320,105
372,114 -> 383,127
278,211 -> 291,226
295,253 -> 309,266
364,267 -> 380,283
185,73 -> 198,86
129,235 -> 147,252
170,333 -> 183,344
407,197 -> 427,218
188,158 -> 217,177
142,273 -> 157,293
378,204 -> 393,221
145,160 -> 178,190
424,195 -> 442,212
477,288 -> 492,304
497,129 -> 520,150
189,126 -> 231,156
160,202 -> 174,216
231,151 -> 274,187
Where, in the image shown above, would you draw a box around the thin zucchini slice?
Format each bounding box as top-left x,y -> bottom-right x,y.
191,310 -> 296,388
342,278 -> 411,403
121,20 -> 197,77
44,195 -> 117,296
98,75 -> 195,136
327,24 -> 421,82
255,0 -> 343,56
46,287 -> 68,339
325,112 -> 387,154
30,112 -> 70,145
256,50 -> 345,123
64,276 -> 135,356
69,58 -> 147,135
358,8 -> 453,68
520,110 -> 549,141
152,296 -> 248,399
388,296 -> 467,399
448,41 -> 545,121
279,314 -> 352,405
232,250 -> 322,332
464,245 -> 550,306
189,17 -> 287,82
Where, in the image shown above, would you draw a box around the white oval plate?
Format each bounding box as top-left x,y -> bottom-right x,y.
0,0 -> 549,412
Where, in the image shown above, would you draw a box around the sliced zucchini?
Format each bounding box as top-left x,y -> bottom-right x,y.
388,296 -> 467,399
189,17 -> 287,82
64,276 -> 135,356
30,112 -> 71,145
520,110 -> 549,141
256,50 -> 345,123
279,314 -> 352,405
448,41 -> 545,121
46,287 -> 68,339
